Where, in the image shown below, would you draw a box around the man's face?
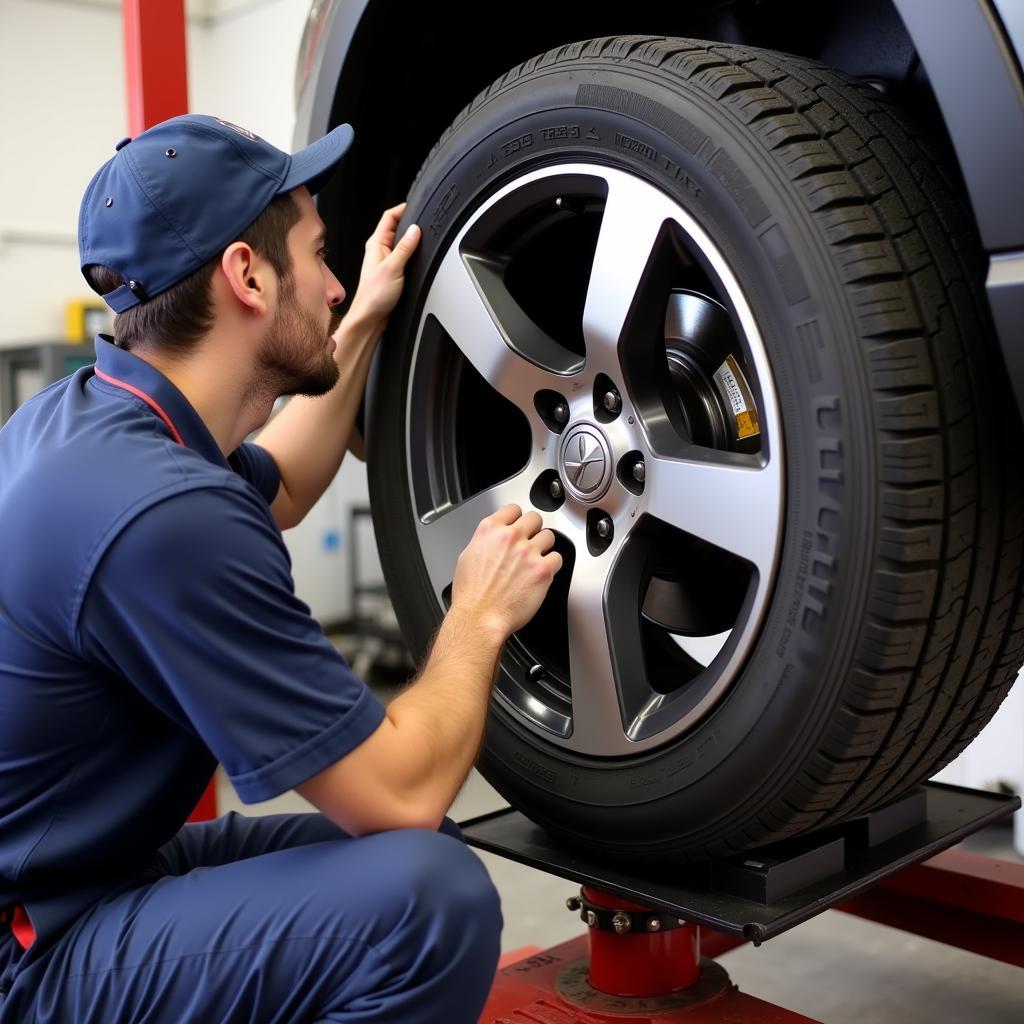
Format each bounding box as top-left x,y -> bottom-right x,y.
256,190 -> 345,398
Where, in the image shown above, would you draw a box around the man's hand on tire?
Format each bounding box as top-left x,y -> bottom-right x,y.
343,202 -> 421,334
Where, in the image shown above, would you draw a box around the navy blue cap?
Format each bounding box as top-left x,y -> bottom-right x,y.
78,114 -> 354,312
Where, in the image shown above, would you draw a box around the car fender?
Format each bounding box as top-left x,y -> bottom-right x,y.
295,0 -> 1024,413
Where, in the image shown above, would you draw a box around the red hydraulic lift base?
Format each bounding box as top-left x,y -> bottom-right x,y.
477,849 -> 1024,1023
479,847 -> 1024,1024
484,932 -> 816,1023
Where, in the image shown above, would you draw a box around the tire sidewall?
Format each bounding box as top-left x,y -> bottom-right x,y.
370,60 -> 873,853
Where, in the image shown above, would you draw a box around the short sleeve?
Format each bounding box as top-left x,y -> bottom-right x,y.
228,442 -> 280,505
77,485 -> 386,803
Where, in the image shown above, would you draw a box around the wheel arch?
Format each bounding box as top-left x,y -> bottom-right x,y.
295,0 -> 1024,414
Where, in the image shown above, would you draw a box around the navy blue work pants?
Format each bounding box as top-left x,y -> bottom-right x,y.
0,812 -> 502,1023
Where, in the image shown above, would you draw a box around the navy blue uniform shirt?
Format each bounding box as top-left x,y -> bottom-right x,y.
0,336 -> 385,946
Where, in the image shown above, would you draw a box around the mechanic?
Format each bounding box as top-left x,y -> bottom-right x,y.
0,114 -> 562,1023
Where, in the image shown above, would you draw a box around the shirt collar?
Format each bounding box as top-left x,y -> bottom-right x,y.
91,334 -> 228,468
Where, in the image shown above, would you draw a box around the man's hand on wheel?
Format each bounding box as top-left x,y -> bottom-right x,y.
451,504 -> 563,644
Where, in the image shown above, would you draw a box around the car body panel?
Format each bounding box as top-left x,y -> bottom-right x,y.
294,0 -> 1024,415
294,0 -> 355,151
889,0 -> 1024,253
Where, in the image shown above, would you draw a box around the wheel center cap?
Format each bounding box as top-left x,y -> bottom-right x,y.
559,424 -> 613,502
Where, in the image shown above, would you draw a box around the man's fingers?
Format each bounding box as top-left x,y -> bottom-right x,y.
387,223 -> 421,265
366,204 -> 407,249
517,510 -> 543,538
481,505 -> 556,547
377,202 -> 406,228
533,528 -> 557,554
543,550 -> 564,575
373,208 -> 396,232
489,503 -> 522,527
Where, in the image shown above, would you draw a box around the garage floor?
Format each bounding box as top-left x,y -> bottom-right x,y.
216,762 -> 1022,1024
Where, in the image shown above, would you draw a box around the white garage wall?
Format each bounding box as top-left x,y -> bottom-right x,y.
0,0 -> 370,622
932,674 -> 1024,792
0,0 -> 311,349
0,0 -> 125,345
190,0 -> 311,150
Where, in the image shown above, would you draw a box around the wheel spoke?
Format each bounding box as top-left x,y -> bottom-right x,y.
582,173 -> 674,371
566,558 -> 627,750
646,450 -> 781,574
425,247 -> 571,409
565,544 -> 649,754
416,473 -> 533,594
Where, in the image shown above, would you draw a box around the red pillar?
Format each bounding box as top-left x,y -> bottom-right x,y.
122,0 -> 189,136
122,0 -> 212,823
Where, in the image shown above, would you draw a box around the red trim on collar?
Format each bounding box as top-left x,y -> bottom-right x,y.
94,367 -> 185,447
11,905 -> 34,950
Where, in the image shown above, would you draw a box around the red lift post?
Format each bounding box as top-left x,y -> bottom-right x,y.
122,0 -> 189,137
120,0 -> 215,822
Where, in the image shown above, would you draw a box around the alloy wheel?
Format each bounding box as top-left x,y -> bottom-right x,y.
405,164 -> 784,756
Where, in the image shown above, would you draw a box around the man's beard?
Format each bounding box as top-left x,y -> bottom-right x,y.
254,278 -> 343,399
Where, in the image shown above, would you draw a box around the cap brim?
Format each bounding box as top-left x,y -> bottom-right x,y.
279,123 -> 355,196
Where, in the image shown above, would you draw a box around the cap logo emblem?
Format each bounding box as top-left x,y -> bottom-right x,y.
216,118 -> 260,142
564,430 -> 606,493
558,424 -> 613,502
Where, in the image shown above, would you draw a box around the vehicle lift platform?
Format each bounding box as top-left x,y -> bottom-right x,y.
460,782 -> 1022,1022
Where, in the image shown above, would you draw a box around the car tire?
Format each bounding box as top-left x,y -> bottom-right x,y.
367,36 -> 1024,861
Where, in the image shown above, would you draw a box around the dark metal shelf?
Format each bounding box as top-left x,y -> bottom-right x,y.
1,342 -> 96,424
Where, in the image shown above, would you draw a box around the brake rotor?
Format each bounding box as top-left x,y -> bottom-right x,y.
641,290 -> 760,637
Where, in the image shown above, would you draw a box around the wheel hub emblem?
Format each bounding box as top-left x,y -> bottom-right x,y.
560,425 -> 612,501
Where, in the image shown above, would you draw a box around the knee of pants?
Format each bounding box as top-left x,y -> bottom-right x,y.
369,828 -> 503,960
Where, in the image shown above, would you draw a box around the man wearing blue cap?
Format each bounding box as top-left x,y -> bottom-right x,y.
0,115 -> 561,1023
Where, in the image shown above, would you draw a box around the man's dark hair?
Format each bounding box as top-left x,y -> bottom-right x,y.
84,193 -> 302,356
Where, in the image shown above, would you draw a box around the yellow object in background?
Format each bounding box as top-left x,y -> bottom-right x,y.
65,299 -> 111,343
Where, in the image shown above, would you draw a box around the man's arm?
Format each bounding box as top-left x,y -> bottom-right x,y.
257,204 -> 421,530
296,605 -> 503,834
297,504 -> 562,836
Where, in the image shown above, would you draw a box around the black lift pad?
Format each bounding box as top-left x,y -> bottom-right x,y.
459,782 -> 1019,945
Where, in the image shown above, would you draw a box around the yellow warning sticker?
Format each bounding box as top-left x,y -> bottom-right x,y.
713,355 -> 761,441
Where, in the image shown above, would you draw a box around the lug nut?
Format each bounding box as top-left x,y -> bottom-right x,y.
528,663 -> 545,681
648,918 -> 662,933
595,516 -> 613,540
612,912 -> 632,935
549,478 -> 564,501
632,460 -> 645,483
553,402 -> 569,424
602,390 -> 621,414
586,911 -> 598,928
566,896 -> 582,912
555,197 -> 565,208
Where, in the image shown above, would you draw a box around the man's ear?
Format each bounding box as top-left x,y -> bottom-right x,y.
220,241 -> 268,314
